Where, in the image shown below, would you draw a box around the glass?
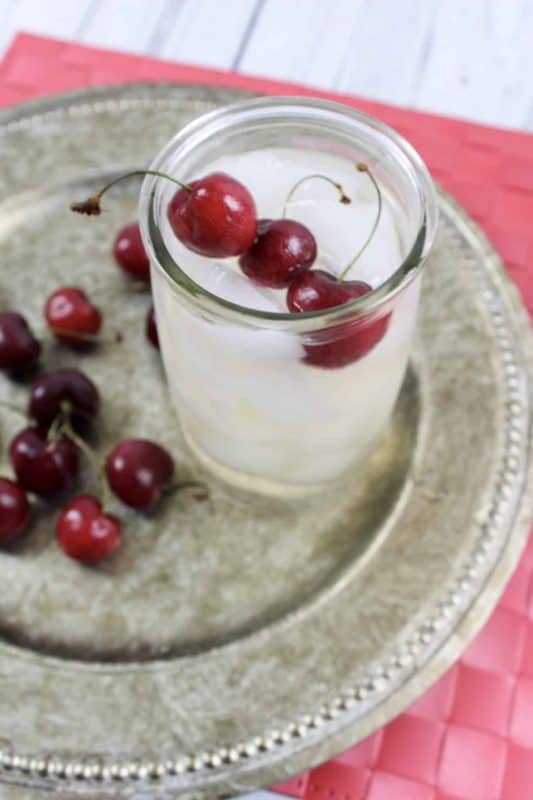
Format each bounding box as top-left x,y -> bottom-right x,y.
139,97 -> 438,498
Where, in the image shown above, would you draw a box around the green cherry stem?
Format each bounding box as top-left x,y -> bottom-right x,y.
0,400 -> 27,418
337,163 -> 382,282
46,413 -> 65,446
47,327 -> 123,345
59,416 -> 111,512
70,170 -> 192,216
164,480 -> 209,502
282,174 -> 351,218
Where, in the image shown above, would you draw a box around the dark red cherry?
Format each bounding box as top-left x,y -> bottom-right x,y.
113,222 -> 150,280
56,494 -> 121,564
0,477 -> 30,543
146,305 -> 159,349
239,218 -> 316,288
287,270 -> 370,312
0,312 -> 41,371
168,172 -> 257,258
287,270 -> 390,368
10,427 -> 79,497
106,439 -> 174,509
45,287 -> 102,349
29,369 -> 99,431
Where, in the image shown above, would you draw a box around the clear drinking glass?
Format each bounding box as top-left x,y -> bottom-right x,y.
139,97 -> 438,498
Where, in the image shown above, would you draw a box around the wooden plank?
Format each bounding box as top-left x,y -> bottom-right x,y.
413,0 -> 533,129
157,0 -> 263,69
1,0 -> 532,133
0,0 -> 92,57
333,0 -> 438,104
239,0 -> 364,87
79,0 -> 169,52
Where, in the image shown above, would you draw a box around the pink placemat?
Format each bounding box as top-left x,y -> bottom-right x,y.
1,32 -> 533,800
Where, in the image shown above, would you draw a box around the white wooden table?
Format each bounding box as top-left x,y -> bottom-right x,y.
0,1 -> 531,798
0,0 -> 532,132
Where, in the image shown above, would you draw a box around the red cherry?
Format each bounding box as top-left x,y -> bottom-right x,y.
239,218 -> 316,288
146,304 -> 159,349
113,222 -> 150,280
10,427 -> 79,497
287,270 -> 390,368
29,369 -> 99,431
0,477 -> 30,543
56,494 -> 121,564
45,287 -> 102,349
0,312 -> 41,371
287,270 -> 370,312
168,172 -> 257,258
106,439 -> 174,509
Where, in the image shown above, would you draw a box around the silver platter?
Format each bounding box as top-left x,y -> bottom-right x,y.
0,84 -> 532,799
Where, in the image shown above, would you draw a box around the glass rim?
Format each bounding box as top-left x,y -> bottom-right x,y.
139,96 -> 438,331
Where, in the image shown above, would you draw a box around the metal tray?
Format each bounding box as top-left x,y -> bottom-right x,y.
0,84 -> 532,799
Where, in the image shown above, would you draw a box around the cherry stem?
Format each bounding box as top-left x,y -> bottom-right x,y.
47,327 -> 123,345
164,480 -> 209,502
46,413 -> 64,446
70,169 -> 192,215
337,163 -> 382,282
0,400 -> 27,419
59,410 -> 111,511
128,281 -> 150,293
48,328 -> 101,343
282,173 -> 351,217
91,280 -> 149,296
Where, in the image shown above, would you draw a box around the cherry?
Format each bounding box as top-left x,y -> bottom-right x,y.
146,305 -> 159,349
168,172 -> 257,258
10,427 -> 79,497
0,312 -> 41,371
56,494 -> 121,564
71,169 -> 257,258
29,369 -> 99,431
287,270 -> 370,312
287,270 -> 390,368
238,219 -> 317,288
0,477 -> 30,543
113,222 -> 150,280
106,439 -> 174,509
45,287 -> 102,349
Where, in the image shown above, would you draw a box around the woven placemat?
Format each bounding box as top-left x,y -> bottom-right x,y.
1,32 -> 532,800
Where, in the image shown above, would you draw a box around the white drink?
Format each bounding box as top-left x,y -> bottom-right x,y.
151,146 -> 421,495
